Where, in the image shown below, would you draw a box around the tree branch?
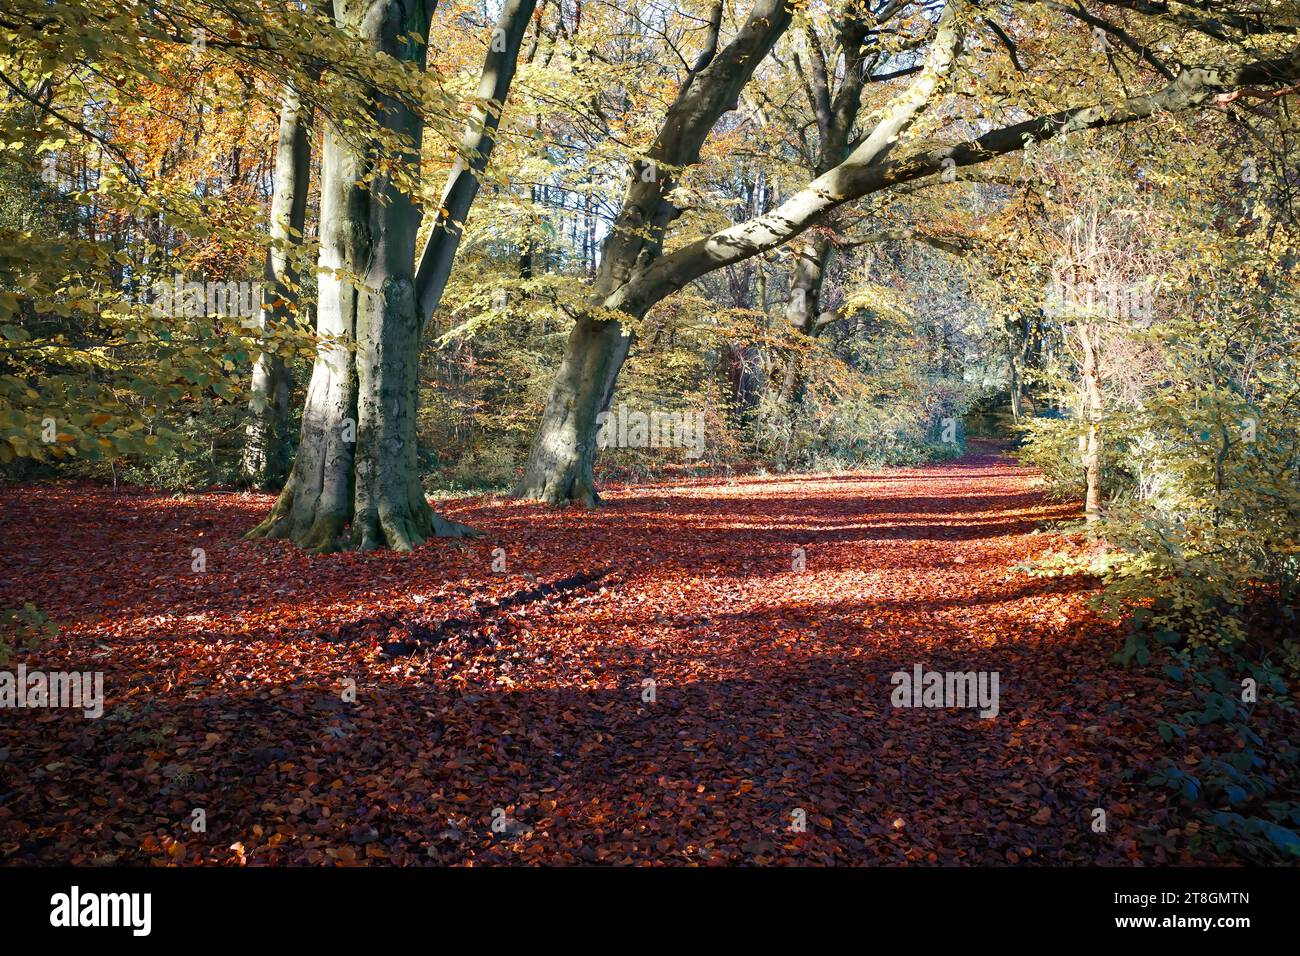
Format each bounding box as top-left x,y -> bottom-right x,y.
416,0 -> 538,333
617,42 -> 1300,314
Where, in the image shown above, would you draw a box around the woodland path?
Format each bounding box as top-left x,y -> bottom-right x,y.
0,442 -> 1194,864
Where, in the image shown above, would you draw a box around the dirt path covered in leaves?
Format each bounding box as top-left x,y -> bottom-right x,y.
2,444 -> 1198,864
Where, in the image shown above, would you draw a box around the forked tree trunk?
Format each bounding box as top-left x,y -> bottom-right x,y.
517,0 -> 794,505
515,0 -> 957,504
243,83 -> 313,487
517,6 -> 873,502
247,0 -> 537,550
248,0 -> 469,552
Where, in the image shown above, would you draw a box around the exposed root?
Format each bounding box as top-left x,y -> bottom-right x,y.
244,481 -> 295,540
251,473 -> 475,553
571,474 -> 601,509
518,467 -> 603,508
298,513 -> 347,554
431,513 -> 479,538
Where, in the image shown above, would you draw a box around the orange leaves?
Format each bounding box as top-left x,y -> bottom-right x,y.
0,448 -> 1278,865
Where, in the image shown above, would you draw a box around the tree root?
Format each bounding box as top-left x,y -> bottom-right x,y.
250,475 -> 476,554
518,466 -> 602,508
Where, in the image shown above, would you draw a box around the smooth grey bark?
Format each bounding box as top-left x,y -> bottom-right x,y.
517,0 -> 794,504
243,82 -> 313,488
415,0 -> 538,332
247,108 -> 369,551
249,0 -> 468,552
250,0 -> 537,551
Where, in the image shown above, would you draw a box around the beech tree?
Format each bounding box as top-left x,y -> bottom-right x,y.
516,0 -> 797,504
248,0 -> 537,551
517,0 -> 1300,504
242,82 -> 314,488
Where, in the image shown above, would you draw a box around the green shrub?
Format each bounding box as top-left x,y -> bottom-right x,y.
1137,637 -> 1299,862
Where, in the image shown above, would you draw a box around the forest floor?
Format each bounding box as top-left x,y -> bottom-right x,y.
0,441 -> 1215,865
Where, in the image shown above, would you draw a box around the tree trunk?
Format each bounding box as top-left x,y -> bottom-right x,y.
517,0 -> 795,504
1009,358 -> 1022,421
1078,320 -> 1103,524
243,83 -> 313,488
517,311 -> 634,505
248,0 -> 470,552
779,236 -> 831,406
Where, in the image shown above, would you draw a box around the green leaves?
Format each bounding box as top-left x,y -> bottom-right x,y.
0,601 -> 57,666
1141,642 -> 1300,861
